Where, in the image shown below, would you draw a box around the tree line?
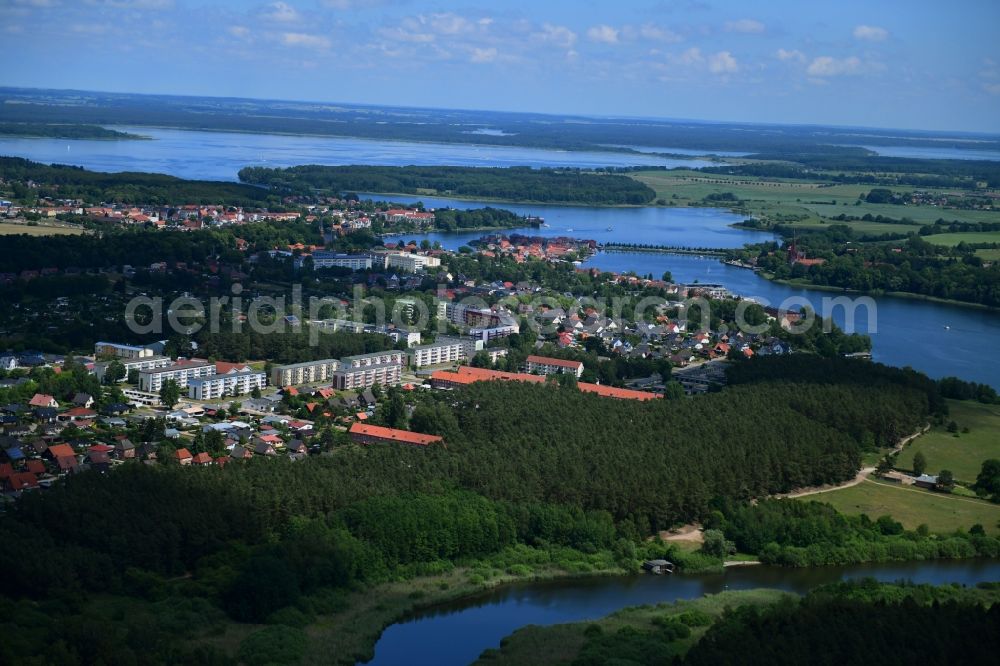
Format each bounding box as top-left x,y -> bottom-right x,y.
238,165 -> 657,205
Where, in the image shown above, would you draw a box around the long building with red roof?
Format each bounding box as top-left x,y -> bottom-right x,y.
429,366 -> 660,401
349,423 -> 443,447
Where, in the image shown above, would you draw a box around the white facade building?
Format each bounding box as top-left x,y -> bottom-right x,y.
187,370 -> 267,401
138,361 -> 215,393
270,359 -> 340,387
95,341 -> 155,360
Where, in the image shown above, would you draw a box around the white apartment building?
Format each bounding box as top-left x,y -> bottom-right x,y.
94,355 -> 172,383
187,370 -> 267,401
525,355 -> 584,378
95,341 -> 155,360
138,361 -> 216,393
309,252 -> 375,271
408,337 -> 477,368
270,359 -> 340,387
386,252 -> 441,273
333,350 -> 404,390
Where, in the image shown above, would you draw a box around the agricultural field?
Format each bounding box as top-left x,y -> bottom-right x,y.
895,400 -> 1000,483
923,231 -> 1000,247
819,479 -> 1000,535
975,248 -> 1000,261
0,222 -> 85,236
632,170 -> 998,230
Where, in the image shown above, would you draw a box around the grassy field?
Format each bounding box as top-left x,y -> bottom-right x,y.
895,400 -> 1000,483
819,479 -> 1000,534
473,588 -> 792,666
976,248 -> 1000,261
631,170 -> 997,230
0,222 -> 85,236
924,231 -> 1000,247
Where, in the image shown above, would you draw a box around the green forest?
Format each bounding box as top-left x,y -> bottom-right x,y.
1,356 -> 995,664
0,123 -> 143,140
237,165 -> 657,205
0,157 -> 279,206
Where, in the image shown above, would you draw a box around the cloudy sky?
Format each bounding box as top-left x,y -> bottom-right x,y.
4,0 -> 999,132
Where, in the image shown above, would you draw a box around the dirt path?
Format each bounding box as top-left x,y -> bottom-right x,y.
655,523 -> 705,544
775,425 -> 930,500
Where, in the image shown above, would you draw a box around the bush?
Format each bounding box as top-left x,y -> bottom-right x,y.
266,605 -> 314,628
238,626 -> 308,666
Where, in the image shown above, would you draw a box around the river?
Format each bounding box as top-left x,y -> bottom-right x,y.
365,559 -> 1000,665
0,127 -> 717,181
368,193 -> 1000,389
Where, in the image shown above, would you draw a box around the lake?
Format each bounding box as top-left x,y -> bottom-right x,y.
371,193 -> 1000,389
365,559 -> 1000,665
855,144 -> 1000,161
0,127 -> 717,181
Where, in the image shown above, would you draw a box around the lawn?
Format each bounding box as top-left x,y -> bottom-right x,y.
819,479 -> 1000,535
0,222 -> 85,236
924,231 -> 1000,247
895,400 -> 1000,483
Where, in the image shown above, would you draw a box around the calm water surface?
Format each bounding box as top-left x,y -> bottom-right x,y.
365,559 -> 1000,665
0,127 -> 715,181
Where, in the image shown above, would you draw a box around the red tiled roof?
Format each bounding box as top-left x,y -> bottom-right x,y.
174,448 -> 192,461
89,444 -> 114,453
526,355 -> 583,370
29,394 -> 56,407
215,361 -> 252,374
349,423 -> 442,446
26,460 -> 45,474
192,452 -> 213,464
578,383 -> 662,401
64,407 -> 98,417
47,443 -> 75,458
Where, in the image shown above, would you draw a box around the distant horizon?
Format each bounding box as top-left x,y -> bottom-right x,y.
3,84 -> 999,142
2,1 -> 998,134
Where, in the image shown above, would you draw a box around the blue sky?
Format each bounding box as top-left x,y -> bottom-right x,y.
3,0 -> 999,133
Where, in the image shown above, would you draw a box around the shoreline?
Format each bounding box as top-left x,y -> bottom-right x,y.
761,274 -> 1000,312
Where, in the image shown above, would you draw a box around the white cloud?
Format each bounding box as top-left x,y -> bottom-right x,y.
724,18 -> 765,34
776,48 -> 806,63
853,25 -> 888,41
709,50 -> 739,73
470,47 -> 497,63
84,0 -> 174,7
636,23 -> 682,43
228,25 -> 250,39
807,55 -> 862,76
533,23 -> 577,48
428,13 -> 473,35
281,32 -> 330,49
323,0 -> 397,8
983,83 -> 1000,95
587,24 -> 619,44
71,23 -> 109,34
262,2 -> 300,23
676,47 -> 703,66
14,0 -> 61,7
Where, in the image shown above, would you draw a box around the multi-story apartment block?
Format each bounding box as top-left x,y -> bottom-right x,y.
333,350 -> 404,390
138,360 -> 216,393
525,355 -> 585,378
308,252 -> 375,271
386,252 -> 441,273
94,341 -> 155,360
270,359 -> 340,387
408,336 -> 476,368
187,370 -> 267,401
94,355 -> 172,383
